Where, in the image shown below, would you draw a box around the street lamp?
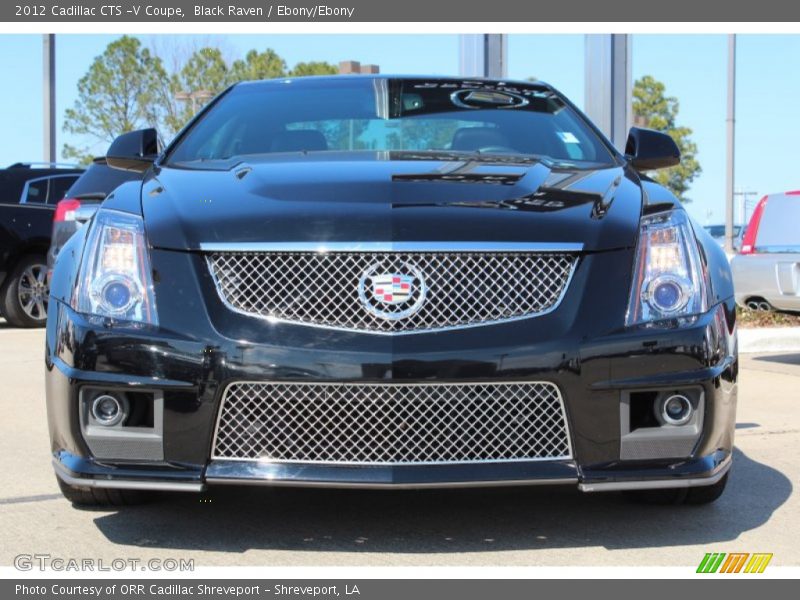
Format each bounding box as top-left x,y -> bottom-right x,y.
174,89 -> 215,113
43,34 -> 56,163
725,35 -> 737,254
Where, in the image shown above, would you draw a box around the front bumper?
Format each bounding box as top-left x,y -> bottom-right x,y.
731,253 -> 800,313
45,289 -> 738,493
52,447 -> 732,492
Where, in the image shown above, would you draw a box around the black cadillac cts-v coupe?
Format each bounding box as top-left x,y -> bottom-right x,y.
46,76 -> 737,506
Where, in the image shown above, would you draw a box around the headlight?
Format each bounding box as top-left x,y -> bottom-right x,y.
72,209 -> 158,326
626,209 -> 707,326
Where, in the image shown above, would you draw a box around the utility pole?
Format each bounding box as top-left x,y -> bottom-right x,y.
725,35 -> 736,254
43,34 -> 56,164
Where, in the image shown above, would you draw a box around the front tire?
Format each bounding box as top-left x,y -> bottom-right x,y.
0,255 -> 49,327
625,473 -> 729,506
56,476 -> 149,507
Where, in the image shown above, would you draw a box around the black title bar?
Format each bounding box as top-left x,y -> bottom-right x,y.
3,0 -> 800,22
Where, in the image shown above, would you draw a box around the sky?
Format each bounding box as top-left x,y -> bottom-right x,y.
0,33 -> 798,225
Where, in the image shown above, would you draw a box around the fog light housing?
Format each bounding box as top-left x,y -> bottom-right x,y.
658,394 -> 693,426
90,394 -> 128,427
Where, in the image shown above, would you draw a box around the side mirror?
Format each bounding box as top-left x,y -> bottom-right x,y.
106,128 -> 160,173
624,127 -> 680,171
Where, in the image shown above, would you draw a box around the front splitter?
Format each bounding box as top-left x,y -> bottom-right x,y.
204,458 -> 579,489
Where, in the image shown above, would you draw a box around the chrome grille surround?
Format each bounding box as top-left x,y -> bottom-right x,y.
211,381 -> 572,465
206,243 -> 579,334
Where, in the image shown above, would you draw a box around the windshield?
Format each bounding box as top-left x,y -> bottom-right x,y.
166,77 -> 617,167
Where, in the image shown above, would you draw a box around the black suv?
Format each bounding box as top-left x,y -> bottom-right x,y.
0,163 -> 83,326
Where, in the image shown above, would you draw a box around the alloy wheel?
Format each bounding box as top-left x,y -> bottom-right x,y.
16,263 -> 48,321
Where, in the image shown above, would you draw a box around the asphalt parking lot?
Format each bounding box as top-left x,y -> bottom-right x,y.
1,318 -> 797,568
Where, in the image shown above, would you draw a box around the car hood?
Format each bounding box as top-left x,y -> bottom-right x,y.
141,152 -> 643,252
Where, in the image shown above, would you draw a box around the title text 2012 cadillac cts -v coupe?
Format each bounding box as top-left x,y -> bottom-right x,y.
46,76 -> 737,507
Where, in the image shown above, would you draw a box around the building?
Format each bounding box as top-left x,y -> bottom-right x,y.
338,60 -> 380,74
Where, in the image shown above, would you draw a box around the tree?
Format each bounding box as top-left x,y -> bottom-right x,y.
62,36 -> 167,163
167,47 -> 232,129
632,75 -> 701,203
176,47 -> 231,92
64,37 -> 352,157
230,49 -> 287,82
386,121 -> 457,152
289,61 -> 339,77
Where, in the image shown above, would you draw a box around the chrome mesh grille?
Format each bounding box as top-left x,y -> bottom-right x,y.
207,251 -> 577,333
211,382 -> 572,464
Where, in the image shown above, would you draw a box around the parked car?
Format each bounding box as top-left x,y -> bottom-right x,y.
48,157 -> 143,280
46,76 -> 737,507
0,162 -> 82,207
0,163 -> 82,327
732,191 -> 800,313
703,223 -> 743,251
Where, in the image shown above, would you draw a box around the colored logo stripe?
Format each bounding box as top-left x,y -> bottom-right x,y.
697,552 -> 773,574
744,553 -> 773,573
720,553 -> 749,573
697,553 -> 726,573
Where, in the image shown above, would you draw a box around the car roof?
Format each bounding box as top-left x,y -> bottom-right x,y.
5,161 -> 82,170
2,164 -> 84,178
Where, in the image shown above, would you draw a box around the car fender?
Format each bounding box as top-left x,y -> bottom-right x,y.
99,179 -> 145,216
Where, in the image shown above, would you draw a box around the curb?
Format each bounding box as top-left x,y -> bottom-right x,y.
739,327 -> 800,354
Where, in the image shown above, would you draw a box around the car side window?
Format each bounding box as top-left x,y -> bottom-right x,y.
23,178 -> 49,204
48,175 -> 78,204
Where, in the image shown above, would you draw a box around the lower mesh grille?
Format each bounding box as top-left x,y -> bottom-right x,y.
212,382 -> 572,465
